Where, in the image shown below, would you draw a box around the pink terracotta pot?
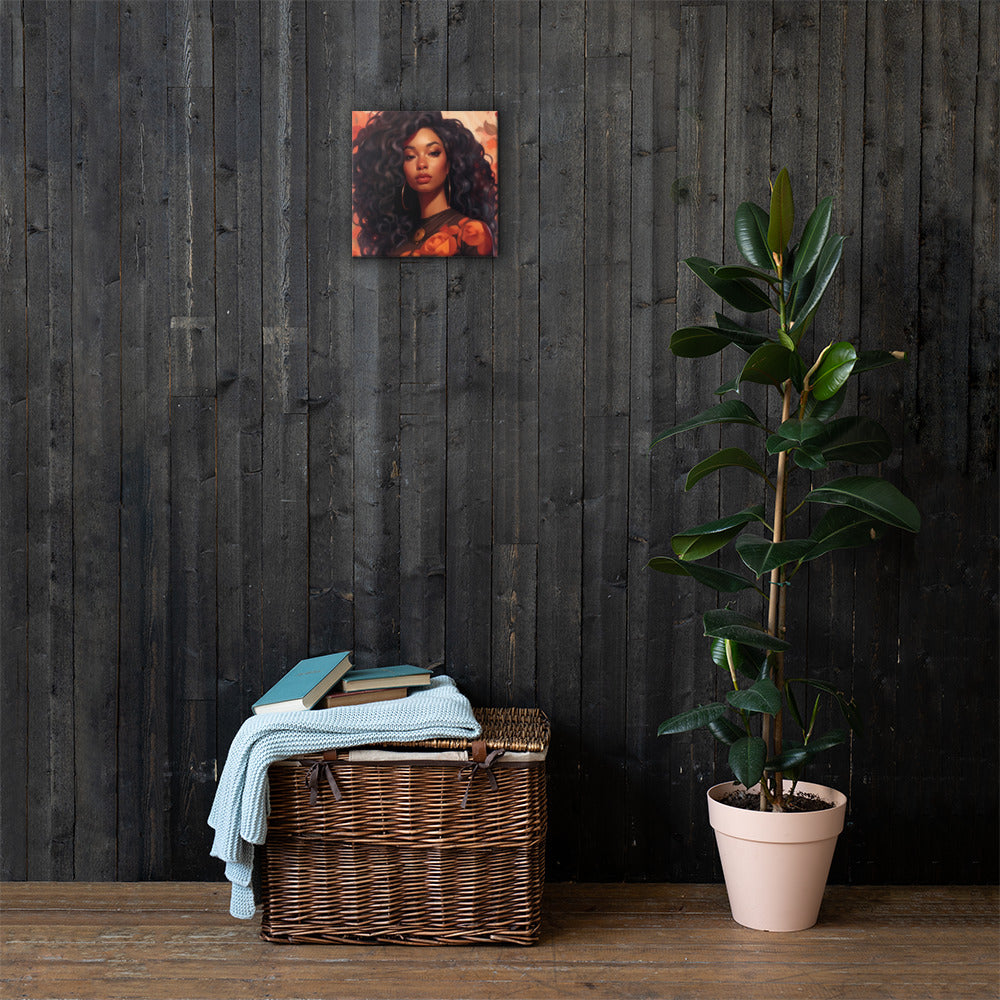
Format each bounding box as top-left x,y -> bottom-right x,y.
707,779 -> 847,932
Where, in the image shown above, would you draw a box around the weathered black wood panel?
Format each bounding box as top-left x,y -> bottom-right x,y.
70,0 -> 120,880
0,0 -> 996,885
118,0 -> 171,880
0,0 -> 28,882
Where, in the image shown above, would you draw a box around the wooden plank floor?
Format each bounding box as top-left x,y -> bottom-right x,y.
1,883 -> 997,1000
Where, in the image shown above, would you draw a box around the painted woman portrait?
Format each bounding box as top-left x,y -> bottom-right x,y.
352,110 -> 498,258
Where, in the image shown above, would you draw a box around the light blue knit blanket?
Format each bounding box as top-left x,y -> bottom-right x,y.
208,675 -> 480,918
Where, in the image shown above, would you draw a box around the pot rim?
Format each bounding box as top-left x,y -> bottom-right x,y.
707,779 -> 847,844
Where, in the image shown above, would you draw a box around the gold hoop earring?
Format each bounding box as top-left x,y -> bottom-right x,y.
445,177 -> 452,205
401,183 -> 408,207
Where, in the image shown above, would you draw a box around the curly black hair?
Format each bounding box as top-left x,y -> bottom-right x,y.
352,111 -> 498,256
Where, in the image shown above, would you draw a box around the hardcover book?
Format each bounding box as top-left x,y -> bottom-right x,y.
252,651 -> 354,714
319,686 -> 409,709
340,664 -> 432,693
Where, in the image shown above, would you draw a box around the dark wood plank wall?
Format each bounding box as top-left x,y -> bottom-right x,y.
0,0 -> 996,884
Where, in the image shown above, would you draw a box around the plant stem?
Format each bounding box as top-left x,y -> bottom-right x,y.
765,379 -> 794,811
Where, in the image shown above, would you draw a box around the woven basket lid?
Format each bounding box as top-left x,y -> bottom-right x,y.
380,706 -> 550,753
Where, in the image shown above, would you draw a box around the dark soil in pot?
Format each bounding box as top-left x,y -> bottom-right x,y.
721,788 -> 836,812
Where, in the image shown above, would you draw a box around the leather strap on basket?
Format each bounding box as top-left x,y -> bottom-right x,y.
461,748 -> 504,809
306,760 -> 343,806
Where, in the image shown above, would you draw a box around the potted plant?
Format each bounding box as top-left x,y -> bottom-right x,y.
651,168 -> 920,931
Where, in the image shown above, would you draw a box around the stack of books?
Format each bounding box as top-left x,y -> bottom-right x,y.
251,651 -> 433,715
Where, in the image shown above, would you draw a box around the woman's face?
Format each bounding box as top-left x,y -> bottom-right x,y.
402,128 -> 449,197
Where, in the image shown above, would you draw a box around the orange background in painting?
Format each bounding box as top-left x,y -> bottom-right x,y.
351,110 -> 498,257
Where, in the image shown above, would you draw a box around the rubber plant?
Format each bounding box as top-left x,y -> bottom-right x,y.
651,168 -> 920,812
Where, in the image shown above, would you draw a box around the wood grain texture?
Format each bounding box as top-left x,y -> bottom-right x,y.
69,0 -> 120,881
1,883 -> 997,1000
0,0 -> 28,883
536,0 -> 585,881
306,1 -> 356,663
118,0 -> 172,880
444,0 -> 494,709
0,0 -> 996,885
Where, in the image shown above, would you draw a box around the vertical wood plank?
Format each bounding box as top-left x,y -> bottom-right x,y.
853,0 -> 923,883
306,1 -> 355,661
23,0 -> 74,880
625,0 -> 680,881
398,0 -> 448,670
0,0 -> 27,881
579,0 -> 632,879
904,0 -> 990,881
212,1 -> 264,757
168,396 -> 217,878
668,0 -> 729,882
118,0 -> 172,879
492,0 -> 539,707
165,0 -> 217,880
445,0 -> 494,705
966,0 -> 1000,882
352,1 -> 402,669
537,0 -> 585,880
261,1 -> 309,683
70,0 -> 120,880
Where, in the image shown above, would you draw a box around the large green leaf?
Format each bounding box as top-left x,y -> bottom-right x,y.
790,197 -> 833,282
729,736 -> 767,788
711,637 -> 767,680
670,324 -> 774,358
658,702 -> 727,736
735,535 -> 815,576
708,716 -> 745,746
703,608 -> 791,651
811,341 -> 857,400
671,505 -> 766,561
787,233 -> 845,329
669,326 -> 733,358
734,201 -> 773,269
814,416 -> 891,465
803,507 -> 882,562
766,744 -> 813,771
806,475 -> 920,532
685,447 -> 770,490
802,730 -> 848,753
791,445 -> 829,471
712,264 -> 781,287
803,384 -> 846,421
648,556 -> 757,593
738,343 -> 806,390
766,417 -> 827,454
651,400 -> 764,448
685,256 -> 773,313
767,167 -> 794,254
727,677 -> 782,716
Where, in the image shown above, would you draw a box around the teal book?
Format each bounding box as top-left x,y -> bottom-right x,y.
340,664 -> 433,693
251,651 -> 354,714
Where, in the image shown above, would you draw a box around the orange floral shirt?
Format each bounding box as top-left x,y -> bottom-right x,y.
390,210 -> 495,258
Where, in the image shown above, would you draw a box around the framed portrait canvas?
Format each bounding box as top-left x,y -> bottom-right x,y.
351,110 -> 498,258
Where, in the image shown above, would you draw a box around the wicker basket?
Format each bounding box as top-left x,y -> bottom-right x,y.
259,707 -> 549,946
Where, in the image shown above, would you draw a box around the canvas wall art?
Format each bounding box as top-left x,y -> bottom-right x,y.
351,110 -> 498,258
